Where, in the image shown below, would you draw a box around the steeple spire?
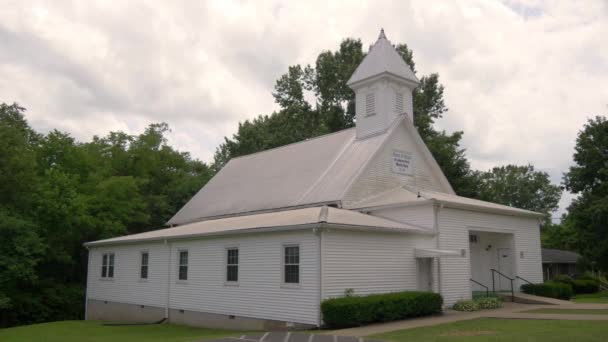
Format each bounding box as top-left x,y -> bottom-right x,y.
346,29 -> 420,138
378,28 -> 387,40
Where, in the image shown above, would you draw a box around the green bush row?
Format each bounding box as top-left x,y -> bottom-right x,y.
520,282 -> 573,300
321,291 -> 443,329
551,275 -> 600,294
573,280 -> 600,294
452,297 -> 502,312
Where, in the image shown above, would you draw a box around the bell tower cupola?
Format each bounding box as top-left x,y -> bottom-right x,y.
347,29 -> 419,139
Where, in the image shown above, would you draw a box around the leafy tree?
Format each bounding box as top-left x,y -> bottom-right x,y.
0,103 -> 213,327
213,38 -> 477,197
474,164 -> 562,222
563,116 -> 608,271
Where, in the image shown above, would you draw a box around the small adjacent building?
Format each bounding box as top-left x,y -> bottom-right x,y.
84,30 -> 544,330
542,248 -> 581,281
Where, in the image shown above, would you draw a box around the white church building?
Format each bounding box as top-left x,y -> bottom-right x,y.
85,30 -> 544,330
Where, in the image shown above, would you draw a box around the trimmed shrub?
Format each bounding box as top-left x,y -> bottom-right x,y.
553,274 -> 575,286
475,297 -> 503,309
452,300 -> 479,312
573,279 -> 600,294
321,291 -> 443,328
521,282 -> 573,300
577,273 -> 599,281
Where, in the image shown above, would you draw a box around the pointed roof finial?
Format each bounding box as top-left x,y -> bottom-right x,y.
378,28 -> 387,40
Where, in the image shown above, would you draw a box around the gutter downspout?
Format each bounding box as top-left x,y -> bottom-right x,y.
165,239 -> 171,320
433,203 -> 443,297
84,246 -> 90,320
316,206 -> 328,327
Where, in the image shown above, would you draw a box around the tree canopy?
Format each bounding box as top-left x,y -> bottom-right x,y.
562,116 -> 608,270
0,104 -> 212,327
474,164 -> 562,223
213,38 -> 478,197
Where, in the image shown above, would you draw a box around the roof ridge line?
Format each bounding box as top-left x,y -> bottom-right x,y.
228,127 -> 355,162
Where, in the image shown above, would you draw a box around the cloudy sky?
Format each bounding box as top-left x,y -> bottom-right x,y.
1,0 -> 607,217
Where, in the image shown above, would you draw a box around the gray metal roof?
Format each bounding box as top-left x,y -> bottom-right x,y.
347,29 -> 419,86
348,186 -> 545,218
86,206 -> 432,247
168,125 -> 389,225
542,248 -> 581,264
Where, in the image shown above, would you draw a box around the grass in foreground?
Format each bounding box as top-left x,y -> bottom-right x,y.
0,320 -> 243,342
523,308 -> 608,315
573,291 -> 608,303
373,318 -> 608,342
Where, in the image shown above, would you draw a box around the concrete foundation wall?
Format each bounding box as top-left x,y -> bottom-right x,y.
86,299 -> 315,331
86,299 -> 165,322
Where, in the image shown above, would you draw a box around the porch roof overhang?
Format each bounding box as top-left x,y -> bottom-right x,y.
415,248 -> 462,258
85,206 -> 433,247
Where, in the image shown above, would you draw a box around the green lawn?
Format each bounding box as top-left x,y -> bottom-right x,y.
373,318 -> 608,342
523,308 -> 608,315
573,291 -> 608,303
0,320 -> 243,342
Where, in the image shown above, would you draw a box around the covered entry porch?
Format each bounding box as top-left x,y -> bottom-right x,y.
469,230 -> 518,295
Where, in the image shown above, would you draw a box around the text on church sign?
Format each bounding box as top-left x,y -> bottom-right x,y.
392,150 -> 413,175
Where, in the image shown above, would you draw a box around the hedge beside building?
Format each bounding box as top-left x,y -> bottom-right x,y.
321,291 -> 443,328
521,282 -> 573,300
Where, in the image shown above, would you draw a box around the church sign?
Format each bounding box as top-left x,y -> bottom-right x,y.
392,150 -> 413,175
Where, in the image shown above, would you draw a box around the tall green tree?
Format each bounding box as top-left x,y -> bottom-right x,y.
213,38 -> 477,197
474,164 -> 562,223
563,116 -> 608,270
0,103 -> 214,327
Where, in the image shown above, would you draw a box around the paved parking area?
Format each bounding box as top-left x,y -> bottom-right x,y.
207,332 -> 381,342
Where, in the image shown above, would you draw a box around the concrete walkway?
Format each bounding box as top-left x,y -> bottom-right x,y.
329,302 -> 608,337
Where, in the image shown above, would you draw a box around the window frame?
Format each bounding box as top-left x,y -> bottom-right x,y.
100,252 -> 115,280
225,247 -> 239,285
140,251 -> 149,280
177,249 -> 188,282
282,244 -> 301,287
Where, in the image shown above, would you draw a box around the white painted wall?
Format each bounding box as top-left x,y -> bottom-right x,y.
372,204 -> 435,228
437,207 -> 543,305
343,121 -> 445,206
87,230 -> 320,325
321,229 -> 435,299
87,242 -> 169,309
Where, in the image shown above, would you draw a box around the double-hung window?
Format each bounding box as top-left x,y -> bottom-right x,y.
101,253 -> 115,279
226,248 -> 239,283
283,245 -> 300,284
140,252 -> 149,279
178,250 -> 188,281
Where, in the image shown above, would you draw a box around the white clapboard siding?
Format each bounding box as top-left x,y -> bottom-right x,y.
343,121 -> 445,206
438,208 -> 543,305
321,229 -> 423,299
372,204 -> 435,228
168,230 -> 320,325
87,242 -> 169,308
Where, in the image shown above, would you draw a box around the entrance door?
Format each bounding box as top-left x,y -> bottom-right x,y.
417,258 -> 433,291
497,248 -> 513,291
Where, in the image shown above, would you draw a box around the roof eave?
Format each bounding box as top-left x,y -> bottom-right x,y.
347,71 -> 419,89
433,199 -> 545,218
84,223 -> 321,248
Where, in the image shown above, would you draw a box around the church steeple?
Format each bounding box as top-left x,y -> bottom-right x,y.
347,29 -> 419,139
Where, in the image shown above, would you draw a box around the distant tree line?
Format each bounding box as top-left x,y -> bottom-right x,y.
1,37 -> 604,327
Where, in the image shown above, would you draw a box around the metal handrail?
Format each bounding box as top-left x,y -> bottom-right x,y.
490,269 -> 514,301
516,275 -> 533,286
470,278 -> 489,297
